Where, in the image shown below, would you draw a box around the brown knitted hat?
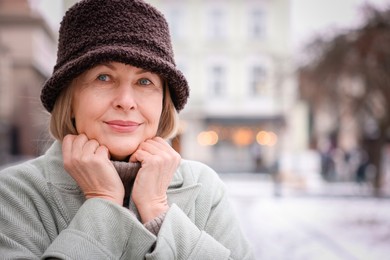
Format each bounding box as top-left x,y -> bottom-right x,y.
40,0 -> 189,112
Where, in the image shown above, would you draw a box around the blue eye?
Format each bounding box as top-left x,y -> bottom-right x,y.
97,74 -> 109,81
139,78 -> 152,85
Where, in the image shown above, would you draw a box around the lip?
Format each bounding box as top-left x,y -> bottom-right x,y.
105,120 -> 141,133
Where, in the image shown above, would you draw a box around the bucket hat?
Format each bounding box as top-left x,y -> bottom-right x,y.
40,0 -> 189,112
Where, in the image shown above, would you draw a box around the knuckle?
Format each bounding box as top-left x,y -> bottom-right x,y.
138,142 -> 147,150
88,139 -> 99,146
63,134 -> 74,144
63,135 -> 71,142
80,154 -> 93,164
154,156 -> 164,165
76,134 -> 88,143
96,145 -> 107,153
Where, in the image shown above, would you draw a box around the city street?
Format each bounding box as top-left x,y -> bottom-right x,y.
220,173 -> 390,260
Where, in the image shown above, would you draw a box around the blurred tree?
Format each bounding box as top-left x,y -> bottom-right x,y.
299,5 -> 390,196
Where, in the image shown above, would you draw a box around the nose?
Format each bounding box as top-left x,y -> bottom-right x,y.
113,84 -> 137,111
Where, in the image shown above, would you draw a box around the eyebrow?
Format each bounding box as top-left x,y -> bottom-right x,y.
134,68 -> 153,75
98,62 -> 156,76
99,62 -> 116,70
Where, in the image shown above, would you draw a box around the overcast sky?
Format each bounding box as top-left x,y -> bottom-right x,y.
291,0 -> 389,50
34,0 -> 63,30
36,0 -> 389,51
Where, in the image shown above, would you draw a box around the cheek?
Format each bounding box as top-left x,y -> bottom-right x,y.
151,101 -> 163,125
141,92 -> 163,114
72,102 -> 98,134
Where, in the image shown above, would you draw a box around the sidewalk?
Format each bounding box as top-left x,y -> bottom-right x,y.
285,176 -> 390,199
221,172 -> 390,199
220,173 -> 390,260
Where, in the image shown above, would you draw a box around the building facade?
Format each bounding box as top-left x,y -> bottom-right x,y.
148,0 -> 305,173
0,0 -> 57,165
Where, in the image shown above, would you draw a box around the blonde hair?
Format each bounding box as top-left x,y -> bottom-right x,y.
49,81 -> 179,141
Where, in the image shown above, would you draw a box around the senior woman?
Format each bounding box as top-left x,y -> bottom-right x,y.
0,0 -> 254,259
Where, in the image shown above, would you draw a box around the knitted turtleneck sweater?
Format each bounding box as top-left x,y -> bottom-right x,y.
111,161 -> 166,235
111,161 -> 140,207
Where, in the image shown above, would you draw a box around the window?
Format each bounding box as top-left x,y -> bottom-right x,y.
250,65 -> 266,96
206,7 -> 227,40
210,65 -> 226,97
248,8 -> 266,39
166,7 -> 185,40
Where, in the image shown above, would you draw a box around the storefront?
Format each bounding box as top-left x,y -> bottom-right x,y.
195,116 -> 285,173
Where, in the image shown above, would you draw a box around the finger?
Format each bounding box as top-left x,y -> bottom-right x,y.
150,137 -> 170,148
130,149 -> 150,163
95,145 -> 110,159
62,134 -> 77,166
152,136 -> 166,144
82,139 -> 100,155
62,134 -> 76,155
71,134 -> 89,157
139,138 -> 171,155
148,138 -> 180,162
137,141 -> 162,155
151,137 -> 177,153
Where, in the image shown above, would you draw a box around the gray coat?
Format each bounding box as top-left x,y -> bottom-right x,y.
0,141 -> 254,259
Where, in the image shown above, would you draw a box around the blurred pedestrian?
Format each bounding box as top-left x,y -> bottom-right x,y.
250,142 -> 263,172
0,0 -> 254,258
356,150 -> 370,184
270,159 -> 282,197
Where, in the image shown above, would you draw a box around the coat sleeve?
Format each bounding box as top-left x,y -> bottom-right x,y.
42,198 -> 156,259
0,166 -> 157,259
146,164 -> 255,260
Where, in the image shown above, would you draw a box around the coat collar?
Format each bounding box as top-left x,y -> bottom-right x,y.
43,141 -> 202,215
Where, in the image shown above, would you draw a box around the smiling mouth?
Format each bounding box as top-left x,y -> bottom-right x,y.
105,120 -> 141,133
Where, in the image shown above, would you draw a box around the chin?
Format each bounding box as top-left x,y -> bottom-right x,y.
102,139 -> 137,159
108,148 -> 136,161
110,153 -> 131,161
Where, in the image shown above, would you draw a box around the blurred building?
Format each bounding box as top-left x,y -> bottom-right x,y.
63,0 -> 78,11
148,0 -> 307,173
0,0 -> 57,165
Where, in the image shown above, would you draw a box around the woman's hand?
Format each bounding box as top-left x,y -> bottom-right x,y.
62,134 -> 124,205
130,137 -> 181,223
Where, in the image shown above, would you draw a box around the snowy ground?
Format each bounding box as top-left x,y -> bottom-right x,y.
220,173 -> 390,260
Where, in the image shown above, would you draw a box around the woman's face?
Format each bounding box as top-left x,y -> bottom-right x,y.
71,62 -> 164,160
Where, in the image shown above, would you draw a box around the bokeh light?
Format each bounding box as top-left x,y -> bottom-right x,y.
197,131 -> 219,146
256,131 -> 278,146
232,128 -> 254,146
